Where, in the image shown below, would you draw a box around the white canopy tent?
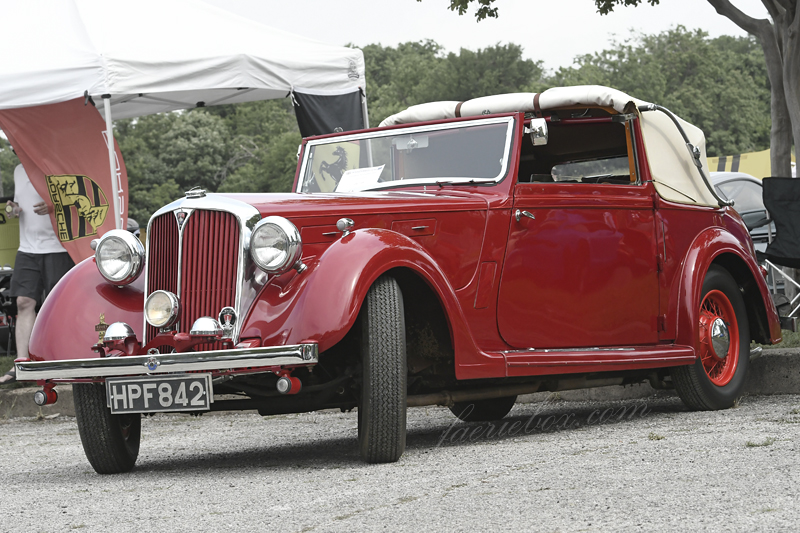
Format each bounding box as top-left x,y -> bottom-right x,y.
0,0 -> 367,228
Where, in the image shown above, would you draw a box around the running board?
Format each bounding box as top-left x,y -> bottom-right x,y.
495,345 -> 696,377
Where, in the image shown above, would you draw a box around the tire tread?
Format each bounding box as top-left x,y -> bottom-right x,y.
360,275 -> 407,463
73,383 -> 140,474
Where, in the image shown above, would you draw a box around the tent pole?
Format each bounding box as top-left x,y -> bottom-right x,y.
360,88 -> 373,166
102,95 -> 122,229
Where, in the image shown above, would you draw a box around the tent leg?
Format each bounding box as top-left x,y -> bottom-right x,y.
103,96 -> 122,230
360,88 -> 373,167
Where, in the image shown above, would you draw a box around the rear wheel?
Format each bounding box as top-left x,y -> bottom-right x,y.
449,396 -> 518,422
672,265 -> 750,410
73,383 -> 141,474
358,275 -> 407,463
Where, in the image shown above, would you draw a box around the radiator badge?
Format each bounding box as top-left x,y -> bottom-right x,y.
94,314 -> 108,342
175,210 -> 188,229
219,307 -> 237,338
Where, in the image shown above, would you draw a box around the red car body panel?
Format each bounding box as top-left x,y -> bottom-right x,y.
29,257 -> 145,361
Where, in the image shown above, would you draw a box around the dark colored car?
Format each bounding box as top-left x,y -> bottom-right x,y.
711,172 -> 772,251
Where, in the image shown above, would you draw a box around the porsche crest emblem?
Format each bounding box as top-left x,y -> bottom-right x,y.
46,175 -> 109,242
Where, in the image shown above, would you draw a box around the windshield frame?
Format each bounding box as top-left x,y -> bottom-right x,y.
295,115 -> 517,193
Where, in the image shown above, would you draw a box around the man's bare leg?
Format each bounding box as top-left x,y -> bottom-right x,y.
14,296 -> 36,359
0,296 -> 36,383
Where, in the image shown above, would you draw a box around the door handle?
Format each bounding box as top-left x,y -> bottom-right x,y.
515,209 -> 535,222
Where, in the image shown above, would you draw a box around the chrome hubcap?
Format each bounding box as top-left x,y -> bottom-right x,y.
709,318 -> 730,360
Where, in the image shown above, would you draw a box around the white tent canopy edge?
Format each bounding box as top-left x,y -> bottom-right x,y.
0,0 -> 367,228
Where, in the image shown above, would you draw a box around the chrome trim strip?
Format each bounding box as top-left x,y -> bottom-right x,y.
501,347 -> 637,354
16,344 -> 319,381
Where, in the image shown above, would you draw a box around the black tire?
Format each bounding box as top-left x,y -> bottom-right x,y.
672,265 -> 750,410
358,275 -> 407,463
449,395 -> 518,422
73,383 -> 141,474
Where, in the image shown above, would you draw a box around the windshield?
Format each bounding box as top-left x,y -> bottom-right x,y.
297,117 -> 514,193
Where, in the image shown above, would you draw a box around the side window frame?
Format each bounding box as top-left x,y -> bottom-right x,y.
517,112 -> 642,186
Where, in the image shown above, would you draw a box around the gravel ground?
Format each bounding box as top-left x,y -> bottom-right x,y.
1,394 -> 799,532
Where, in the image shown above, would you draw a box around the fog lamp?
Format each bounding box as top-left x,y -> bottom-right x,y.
190,317 -> 223,337
145,290 -> 180,329
103,322 -> 136,342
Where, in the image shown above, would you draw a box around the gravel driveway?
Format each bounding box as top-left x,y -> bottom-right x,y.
1,394 -> 798,532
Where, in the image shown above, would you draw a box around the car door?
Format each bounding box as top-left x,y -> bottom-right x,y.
496,117 -> 660,349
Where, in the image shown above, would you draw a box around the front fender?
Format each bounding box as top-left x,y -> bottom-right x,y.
28,257 -> 145,361
241,228 -> 476,356
675,227 -> 781,348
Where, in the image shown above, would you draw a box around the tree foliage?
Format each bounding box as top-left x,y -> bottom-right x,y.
0,136 -> 20,198
364,41 -> 544,125
111,32 -> 772,223
114,42 -> 544,222
115,98 -> 302,223
432,0 -> 798,175
551,27 -> 770,156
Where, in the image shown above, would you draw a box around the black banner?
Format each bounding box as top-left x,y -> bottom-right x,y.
762,177 -> 800,268
293,90 -> 365,138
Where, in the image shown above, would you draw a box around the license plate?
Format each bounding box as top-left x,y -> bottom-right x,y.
106,374 -> 213,414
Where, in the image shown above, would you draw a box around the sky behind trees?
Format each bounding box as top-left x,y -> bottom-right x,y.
205,0 -> 767,70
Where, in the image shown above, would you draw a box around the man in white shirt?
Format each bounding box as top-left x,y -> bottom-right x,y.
0,164 -> 74,384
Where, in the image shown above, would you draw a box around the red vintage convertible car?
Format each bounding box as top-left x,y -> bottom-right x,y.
17,86 -> 782,474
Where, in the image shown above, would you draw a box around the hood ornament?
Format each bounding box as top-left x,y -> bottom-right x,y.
219,307 -> 237,338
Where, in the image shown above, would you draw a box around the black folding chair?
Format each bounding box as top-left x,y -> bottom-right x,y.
758,177 -> 800,323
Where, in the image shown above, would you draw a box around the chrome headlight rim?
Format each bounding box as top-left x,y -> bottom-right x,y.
144,290 -> 180,329
250,216 -> 303,274
95,229 -> 145,286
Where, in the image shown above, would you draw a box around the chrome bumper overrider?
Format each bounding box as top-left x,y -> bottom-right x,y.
15,344 -> 318,381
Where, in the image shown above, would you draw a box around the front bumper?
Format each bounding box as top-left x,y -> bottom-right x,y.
15,343 -> 318,381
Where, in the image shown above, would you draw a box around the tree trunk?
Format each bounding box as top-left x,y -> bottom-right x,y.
706,0 -> 795,177
784,9 -> 800,169
759,21 -> 794,177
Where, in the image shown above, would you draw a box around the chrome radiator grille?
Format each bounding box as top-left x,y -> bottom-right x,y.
145,210 -> 240,350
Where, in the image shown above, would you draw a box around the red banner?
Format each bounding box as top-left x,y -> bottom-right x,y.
0,98 -> 128,263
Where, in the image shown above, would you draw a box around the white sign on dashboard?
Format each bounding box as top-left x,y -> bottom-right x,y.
336,165 -> 385,192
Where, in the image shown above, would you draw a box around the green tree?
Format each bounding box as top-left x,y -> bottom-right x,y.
363,41 -> 544,125
208,98 -> 302,193
551,27 -> 771,156
0,137 -> 20,198
116,110 -> 233,223
429,0 -> 798,175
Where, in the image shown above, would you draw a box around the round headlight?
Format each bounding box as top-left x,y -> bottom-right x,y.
95,229 -> 145,285
144,290 -> 180,329
250,216 -> 302,274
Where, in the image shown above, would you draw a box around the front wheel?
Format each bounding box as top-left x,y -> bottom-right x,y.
672,265 -> 750,410
73,383 -> 141,474
358,275 -> 407,463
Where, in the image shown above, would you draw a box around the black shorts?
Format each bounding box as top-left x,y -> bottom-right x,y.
9,251 -> 75,305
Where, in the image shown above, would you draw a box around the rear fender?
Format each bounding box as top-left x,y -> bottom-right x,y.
676,228 -> 781,349
241,228 -> 477,356
28,257 -> 145,361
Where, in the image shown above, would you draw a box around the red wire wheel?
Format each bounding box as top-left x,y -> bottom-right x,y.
698,289 -> 739,386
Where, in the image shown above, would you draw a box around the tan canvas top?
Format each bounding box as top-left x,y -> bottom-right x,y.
379,85 -> 720,207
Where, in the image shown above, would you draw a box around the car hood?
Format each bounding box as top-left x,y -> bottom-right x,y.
217,191 -> 490,219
